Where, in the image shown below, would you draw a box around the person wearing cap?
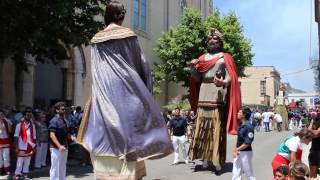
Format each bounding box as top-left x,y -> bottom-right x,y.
232,107 -> 256,180
188,28 -> 241,175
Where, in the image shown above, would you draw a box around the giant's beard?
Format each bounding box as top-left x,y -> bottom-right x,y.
207,43 -> 221,53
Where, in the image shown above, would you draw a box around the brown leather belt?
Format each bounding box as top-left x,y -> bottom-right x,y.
198,101 -> 225,108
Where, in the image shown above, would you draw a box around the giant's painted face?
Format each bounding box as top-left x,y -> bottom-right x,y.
207,35 -> 222,53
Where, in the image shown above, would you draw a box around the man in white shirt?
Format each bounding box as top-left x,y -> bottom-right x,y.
261,110 -> 271,132
274,113 -> 283,132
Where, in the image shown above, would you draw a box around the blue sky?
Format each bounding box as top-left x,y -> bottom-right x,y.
215,0 -> 318,92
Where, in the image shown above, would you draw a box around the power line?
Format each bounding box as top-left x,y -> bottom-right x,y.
282,67 -> 314,76
242,67 -> 315,80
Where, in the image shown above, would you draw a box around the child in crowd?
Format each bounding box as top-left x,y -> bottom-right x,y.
14,107 -> 37,180
274,165 -> 289,180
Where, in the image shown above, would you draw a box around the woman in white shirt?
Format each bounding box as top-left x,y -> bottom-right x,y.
271,128 -> 313,176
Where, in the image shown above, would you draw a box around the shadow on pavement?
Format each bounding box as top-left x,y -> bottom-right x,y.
190,161 -> 233,176
27,161 -> 93,179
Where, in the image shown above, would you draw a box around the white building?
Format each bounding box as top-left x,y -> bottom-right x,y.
288,92 -> 320,109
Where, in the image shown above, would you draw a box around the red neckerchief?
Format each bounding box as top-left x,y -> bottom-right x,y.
189,53 -> 241,135
20,120 -> 34,143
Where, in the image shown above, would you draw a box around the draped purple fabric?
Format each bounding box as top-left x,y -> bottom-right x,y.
82,33 -> 172,161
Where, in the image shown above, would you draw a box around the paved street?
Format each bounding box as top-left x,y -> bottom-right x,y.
16,130 -> 303,180
144,130 -> 293,180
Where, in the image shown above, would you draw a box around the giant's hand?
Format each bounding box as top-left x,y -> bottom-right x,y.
213,76 -> 225,87
190,59 -> 199,65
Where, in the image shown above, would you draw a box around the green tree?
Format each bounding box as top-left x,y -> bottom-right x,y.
154,8 -> 254,94
0,0 -> 109,68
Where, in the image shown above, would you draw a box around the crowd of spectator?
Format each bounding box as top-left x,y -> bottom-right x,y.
0,103 -> 88,179
164,106 -> 320,180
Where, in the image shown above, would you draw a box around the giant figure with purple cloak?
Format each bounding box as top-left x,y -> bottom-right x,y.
77,1 -> 173,179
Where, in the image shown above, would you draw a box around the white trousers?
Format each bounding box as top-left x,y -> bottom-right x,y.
232,151 -> 256,180
0,147 -> 10,168
172,135 -> 188,163
50,148 -> 68,180
35,143 -> 48,168
15,156 -> 31,175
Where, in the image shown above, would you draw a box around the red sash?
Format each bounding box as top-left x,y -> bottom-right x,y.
20,120 -> 34,144
17,120 -> 35,156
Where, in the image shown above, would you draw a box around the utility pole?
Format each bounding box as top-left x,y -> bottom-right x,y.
315,0 -> 320,88
316,0 -> 320,58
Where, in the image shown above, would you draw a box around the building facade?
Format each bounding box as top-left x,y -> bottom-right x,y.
288,93 -> 320,109
0,0 -> 212,109
83,0 -> 213,107
239,66 -> 281,107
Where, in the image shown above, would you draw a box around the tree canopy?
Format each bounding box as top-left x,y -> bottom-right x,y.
154,8 -> 254,94
0,0 -> 109,68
